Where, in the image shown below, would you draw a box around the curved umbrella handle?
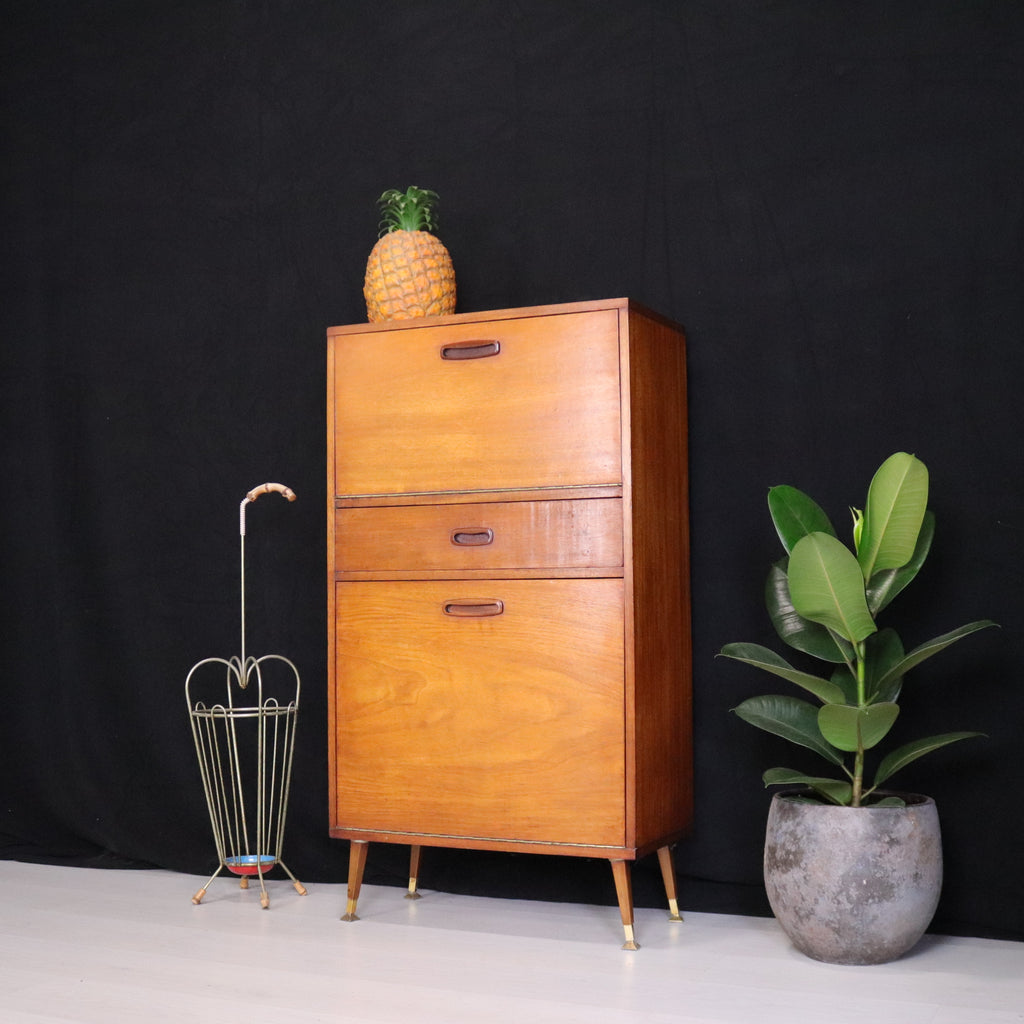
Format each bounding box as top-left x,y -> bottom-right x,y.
240,483 -> 296,536
246,482 -> 297,503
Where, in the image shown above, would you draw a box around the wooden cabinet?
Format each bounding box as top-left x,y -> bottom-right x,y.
327,298 -> 692,947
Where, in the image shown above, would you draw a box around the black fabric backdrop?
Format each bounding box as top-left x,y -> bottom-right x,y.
3,1 -> 1022,941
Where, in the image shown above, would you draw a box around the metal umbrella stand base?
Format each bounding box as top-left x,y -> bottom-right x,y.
186,483 -> 306,909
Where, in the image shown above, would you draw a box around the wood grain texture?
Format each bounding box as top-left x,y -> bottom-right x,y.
335,498 -> 623,573
330,308 -> 622,496
326,298 -> 693,919
333,578 -> 625,846
619,305 -> 693,848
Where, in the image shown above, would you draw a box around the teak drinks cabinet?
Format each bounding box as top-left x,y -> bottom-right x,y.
326,298 -> 693,947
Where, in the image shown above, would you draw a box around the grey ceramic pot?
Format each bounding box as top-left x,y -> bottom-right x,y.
763,791 -> 942,965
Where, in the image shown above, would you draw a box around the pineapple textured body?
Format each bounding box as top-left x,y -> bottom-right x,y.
364,229 -> 456,322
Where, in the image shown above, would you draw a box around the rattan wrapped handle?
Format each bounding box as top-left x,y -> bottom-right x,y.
246,482 -> 297,502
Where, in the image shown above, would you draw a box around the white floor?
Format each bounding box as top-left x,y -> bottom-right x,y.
1,860 -> 1021,1024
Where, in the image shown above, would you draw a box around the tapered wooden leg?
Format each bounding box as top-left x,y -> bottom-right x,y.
405,844 -> 423,900
610,859 -> 639,950
657,845 -> 683,922
342,840 -> 368,921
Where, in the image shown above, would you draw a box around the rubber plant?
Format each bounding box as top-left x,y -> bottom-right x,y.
720,452 -> 996,807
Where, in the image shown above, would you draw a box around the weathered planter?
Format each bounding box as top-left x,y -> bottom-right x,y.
764,791 -> 942,965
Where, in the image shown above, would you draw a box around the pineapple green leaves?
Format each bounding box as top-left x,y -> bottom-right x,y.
720,452 -> 997,807
377,186 -> 440,235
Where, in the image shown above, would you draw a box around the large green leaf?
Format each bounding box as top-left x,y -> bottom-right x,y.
788,532 -> 877,644
766,562 -> 852,664
866,511 -> 934,616
830,664 -> 859,705
873,731 -> 986,788
818,701 -> 900,752
719,643 -> 847,704
768,485 -> 836,553
863,628 -> 906,703
732,694 -> 845,765
762,768 -> 853,806
857,452 -> 929,579
872,620 -> 999,694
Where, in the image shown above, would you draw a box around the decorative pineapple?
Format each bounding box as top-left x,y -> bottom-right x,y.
363,186 -> 456,322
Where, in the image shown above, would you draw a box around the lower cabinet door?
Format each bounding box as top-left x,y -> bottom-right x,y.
333,578 -> 625,847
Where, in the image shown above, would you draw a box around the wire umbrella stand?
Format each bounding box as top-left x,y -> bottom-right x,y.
186,482 -> 306,910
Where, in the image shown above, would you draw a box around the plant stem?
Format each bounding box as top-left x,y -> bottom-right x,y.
852,642 -> 867,807
855,641 -> 867,706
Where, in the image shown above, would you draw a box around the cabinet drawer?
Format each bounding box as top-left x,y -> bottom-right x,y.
335,498 -> 623,572
333,579 -> 625,846
331,309 -> 621,496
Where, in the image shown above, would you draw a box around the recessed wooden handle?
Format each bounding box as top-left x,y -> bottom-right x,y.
450,528 -> 494,547
440,340 -> 501,360
442,600 -> 504,617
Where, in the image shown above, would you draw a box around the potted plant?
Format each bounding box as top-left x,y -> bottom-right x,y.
720,452 -> 996,964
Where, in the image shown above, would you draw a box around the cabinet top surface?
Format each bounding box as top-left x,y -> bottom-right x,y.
327,297 -> 682,337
